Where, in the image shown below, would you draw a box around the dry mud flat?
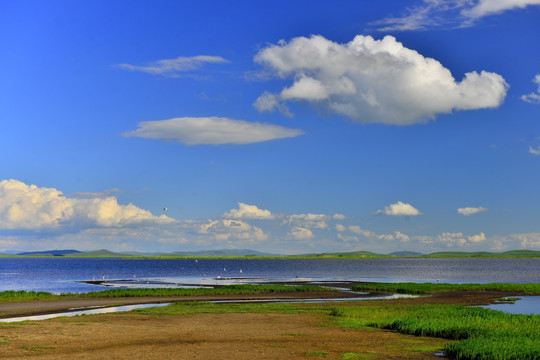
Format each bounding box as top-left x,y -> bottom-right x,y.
0,290 -> 513,359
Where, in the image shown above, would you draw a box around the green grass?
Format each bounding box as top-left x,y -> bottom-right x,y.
0,284 -> 326,302
78,284 -> 324,298
330,304 -> 540,360
351,282 -> 540,295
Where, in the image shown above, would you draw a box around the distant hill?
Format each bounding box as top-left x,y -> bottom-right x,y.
425,250 -> 540,258
389,251 -> 424,257
17,249 -> 82,256
167,249 -> 278,257
294,250 -> 384,258
5,248 -> 540,259
118,249 -> 278,257
66,249 -> 130,258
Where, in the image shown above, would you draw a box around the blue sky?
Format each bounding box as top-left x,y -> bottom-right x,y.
1,0 -> 539,254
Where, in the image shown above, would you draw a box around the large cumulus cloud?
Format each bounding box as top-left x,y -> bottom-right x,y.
0,179 -> 174,231
254,35 -> 508,125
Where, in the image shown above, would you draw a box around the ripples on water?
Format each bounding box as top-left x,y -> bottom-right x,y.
0,258 -> 538,293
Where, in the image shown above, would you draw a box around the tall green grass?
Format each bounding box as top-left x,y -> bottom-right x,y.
0,284 -> 325,302
351,282 -> 540,295
0,290 -> 58,302
75,284 -> 324,298
331,304 -> 540,360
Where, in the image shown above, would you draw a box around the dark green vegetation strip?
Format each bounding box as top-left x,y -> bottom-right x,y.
331,304 -> 540,360
0,284 -> 325,302
351,282 -> 540,295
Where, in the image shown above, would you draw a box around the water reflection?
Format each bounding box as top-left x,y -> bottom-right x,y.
0,303 -> 170,323
481,296 -> 540,315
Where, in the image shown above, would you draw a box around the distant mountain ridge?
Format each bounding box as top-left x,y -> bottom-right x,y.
2,248 -> 539,258
16,249 -> 82,256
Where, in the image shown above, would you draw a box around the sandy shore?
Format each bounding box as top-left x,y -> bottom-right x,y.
0,289 -> 517,359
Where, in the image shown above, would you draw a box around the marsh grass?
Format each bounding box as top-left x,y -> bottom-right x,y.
350,282 -> 540,295
0,284 -> 325,302
331,304 -> 540,360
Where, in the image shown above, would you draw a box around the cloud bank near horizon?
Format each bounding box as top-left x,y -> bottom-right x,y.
0,179 -> 174,231
254,35 -> 507,125
1,180 -> 537,254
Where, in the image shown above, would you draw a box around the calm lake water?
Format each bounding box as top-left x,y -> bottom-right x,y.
1,257 -> 539,293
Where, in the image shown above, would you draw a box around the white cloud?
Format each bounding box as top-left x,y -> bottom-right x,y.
333,213 -> 346,220
376,201 -> 422,216
371,0 -> 540,31
197,219 -> 268,242
437,232 -> 467,247
492,232 -> 540,249
222,203 -> 275,220
288,226 -> 314,240
393,231 -> 411,243
530,145 -> 540,155
521,74 -> 540,104
434,231 -> 487,247
457,206 -> 488,216
123,117 -> 304,145
348,225 -> 374,237
468,232 -> 487,243
0,179 -> 175,231
463,0 -> 540,19
115,55 -> 228,77
336,225 -> 410,244
287,213 -> 331,229
254,35 -> 507,125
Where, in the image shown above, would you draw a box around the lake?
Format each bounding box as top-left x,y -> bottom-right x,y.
1,257 -> 539,293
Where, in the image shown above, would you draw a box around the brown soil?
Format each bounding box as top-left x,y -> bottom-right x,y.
0,290 -> 514,359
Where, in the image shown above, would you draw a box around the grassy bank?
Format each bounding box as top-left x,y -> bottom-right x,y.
351,282 -> 540,295
0,284 -> 326,302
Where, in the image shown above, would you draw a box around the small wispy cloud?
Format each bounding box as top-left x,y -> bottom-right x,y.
71,188 -> 123,199
114,55 -> 228,77
370,0 -> 540,31
457,206 -> 488,216
123,117 -> 304,145
521,74 -> 540,104
530,145 -> 540,155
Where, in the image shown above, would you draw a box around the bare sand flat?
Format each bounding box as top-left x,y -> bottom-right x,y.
0,290 -> 514,359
